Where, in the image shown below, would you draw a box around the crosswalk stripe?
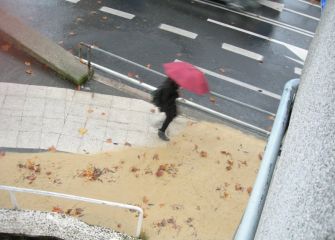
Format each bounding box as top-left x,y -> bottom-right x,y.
100,6 -> 135,20
222,43 -> 264,62
159,24 -> 198,39
283,8 -> 320,21
208,18 -> 308,61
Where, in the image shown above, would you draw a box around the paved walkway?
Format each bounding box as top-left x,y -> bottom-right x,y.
0,82 -> 190,154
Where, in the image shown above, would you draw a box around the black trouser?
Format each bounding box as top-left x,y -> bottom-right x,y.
160,107 -> 177,133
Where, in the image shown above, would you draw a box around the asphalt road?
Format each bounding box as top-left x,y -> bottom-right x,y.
0,0 -> 321,133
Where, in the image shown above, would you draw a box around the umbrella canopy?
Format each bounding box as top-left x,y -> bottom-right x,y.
163,61 -> 209,95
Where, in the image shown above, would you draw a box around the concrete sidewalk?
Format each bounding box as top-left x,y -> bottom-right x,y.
0,82 -> 191,154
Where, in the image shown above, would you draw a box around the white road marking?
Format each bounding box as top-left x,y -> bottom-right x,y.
298,0 -> 321,8
221,43 -> 264,62
175,59 -> 281,100
294,67 -> 302,75
194,0 -> 314,37
285,56 -> 304,65
66,0 -> 80,3
208,18 -> 308,61
99,6 -> 135,20
159,24 -> 198,39
259,0 -> 284,11
283,8 -> 320,21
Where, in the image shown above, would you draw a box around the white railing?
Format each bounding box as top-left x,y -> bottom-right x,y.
0,185 -> 143,238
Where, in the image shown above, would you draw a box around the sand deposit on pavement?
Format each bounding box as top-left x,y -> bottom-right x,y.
0,121 -> 265,240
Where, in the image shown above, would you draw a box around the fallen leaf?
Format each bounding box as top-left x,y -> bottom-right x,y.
267,115 -> 275,120
240,160 -> 248,166
127,72 -> 135,78
153,153 -> 159,160
226,166 -> 232,171
222,192 -> 229,199
124,142 -> 132,147
79,128 -> 88,136
102,16 -> 108,20
79,165 -> 103,181
146,64 -> 152,68
235,183 -> 243,192
219,68 -> 225,74
101,112 -> 106,116
68,31 -> 76,36
130,166 -> 140,172
227,159 -> 234,166
52,206 -> 64,214
47,146 -> 57,152
220,150 -> 232,157
26,174 -> 36,181
87,109 -> 94,113
1,44 -> 11,51
247,187 -> 253,195
209,96 -> 216,104
24,61 -> 31,66
46,171 -> 52,176
26,160 -> 41,172
156,169 -> 164,177
106,138 -> 113,144
143,196 -> 149,204
258,152 -> 263,161
25,68 -> 33,75
159,203 -> 165,208
200,151 -> 207,158
117,223 -> 122,228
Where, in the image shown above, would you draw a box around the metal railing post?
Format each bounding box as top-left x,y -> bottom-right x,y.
234,78 -> 300,240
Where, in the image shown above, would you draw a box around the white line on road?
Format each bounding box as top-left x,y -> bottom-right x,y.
285,56 -> 304,65
294,67 -> 302,75
298,0 -> 321,8
221,43 -> 264,62
159,24 -> 198,39
283,8 -> 320,21
194,0 -> 314,37
258,0 -> 284,11
99,6 -> 135,20
208,18 -> 308,61
66,0 -> 80,3
175,59 -> 281,100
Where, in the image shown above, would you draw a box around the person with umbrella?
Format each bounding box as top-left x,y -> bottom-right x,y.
153,61 -> 209,141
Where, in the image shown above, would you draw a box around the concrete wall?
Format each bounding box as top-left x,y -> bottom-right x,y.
255,1 -> 335,239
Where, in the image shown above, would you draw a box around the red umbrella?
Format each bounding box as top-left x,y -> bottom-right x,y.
163,61 -> 209,95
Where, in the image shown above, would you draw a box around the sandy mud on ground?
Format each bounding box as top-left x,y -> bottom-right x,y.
0,122 -> 265,240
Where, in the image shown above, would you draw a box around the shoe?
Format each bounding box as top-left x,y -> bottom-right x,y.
158,130 -> 170,141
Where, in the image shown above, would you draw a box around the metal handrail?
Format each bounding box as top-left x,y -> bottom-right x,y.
78,57 -> 270,136
0,185 -> 143,238
78,42 -> 276,116
233,78 -> 300,240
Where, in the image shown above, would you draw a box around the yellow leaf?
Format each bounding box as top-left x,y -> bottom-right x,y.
79,128 -> 88,136
47,146 -> 57,152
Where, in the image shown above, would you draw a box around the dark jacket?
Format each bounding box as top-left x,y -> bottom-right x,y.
157,78 -> 179,113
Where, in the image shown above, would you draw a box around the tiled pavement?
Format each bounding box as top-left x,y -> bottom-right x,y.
0,82 -> 191,154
